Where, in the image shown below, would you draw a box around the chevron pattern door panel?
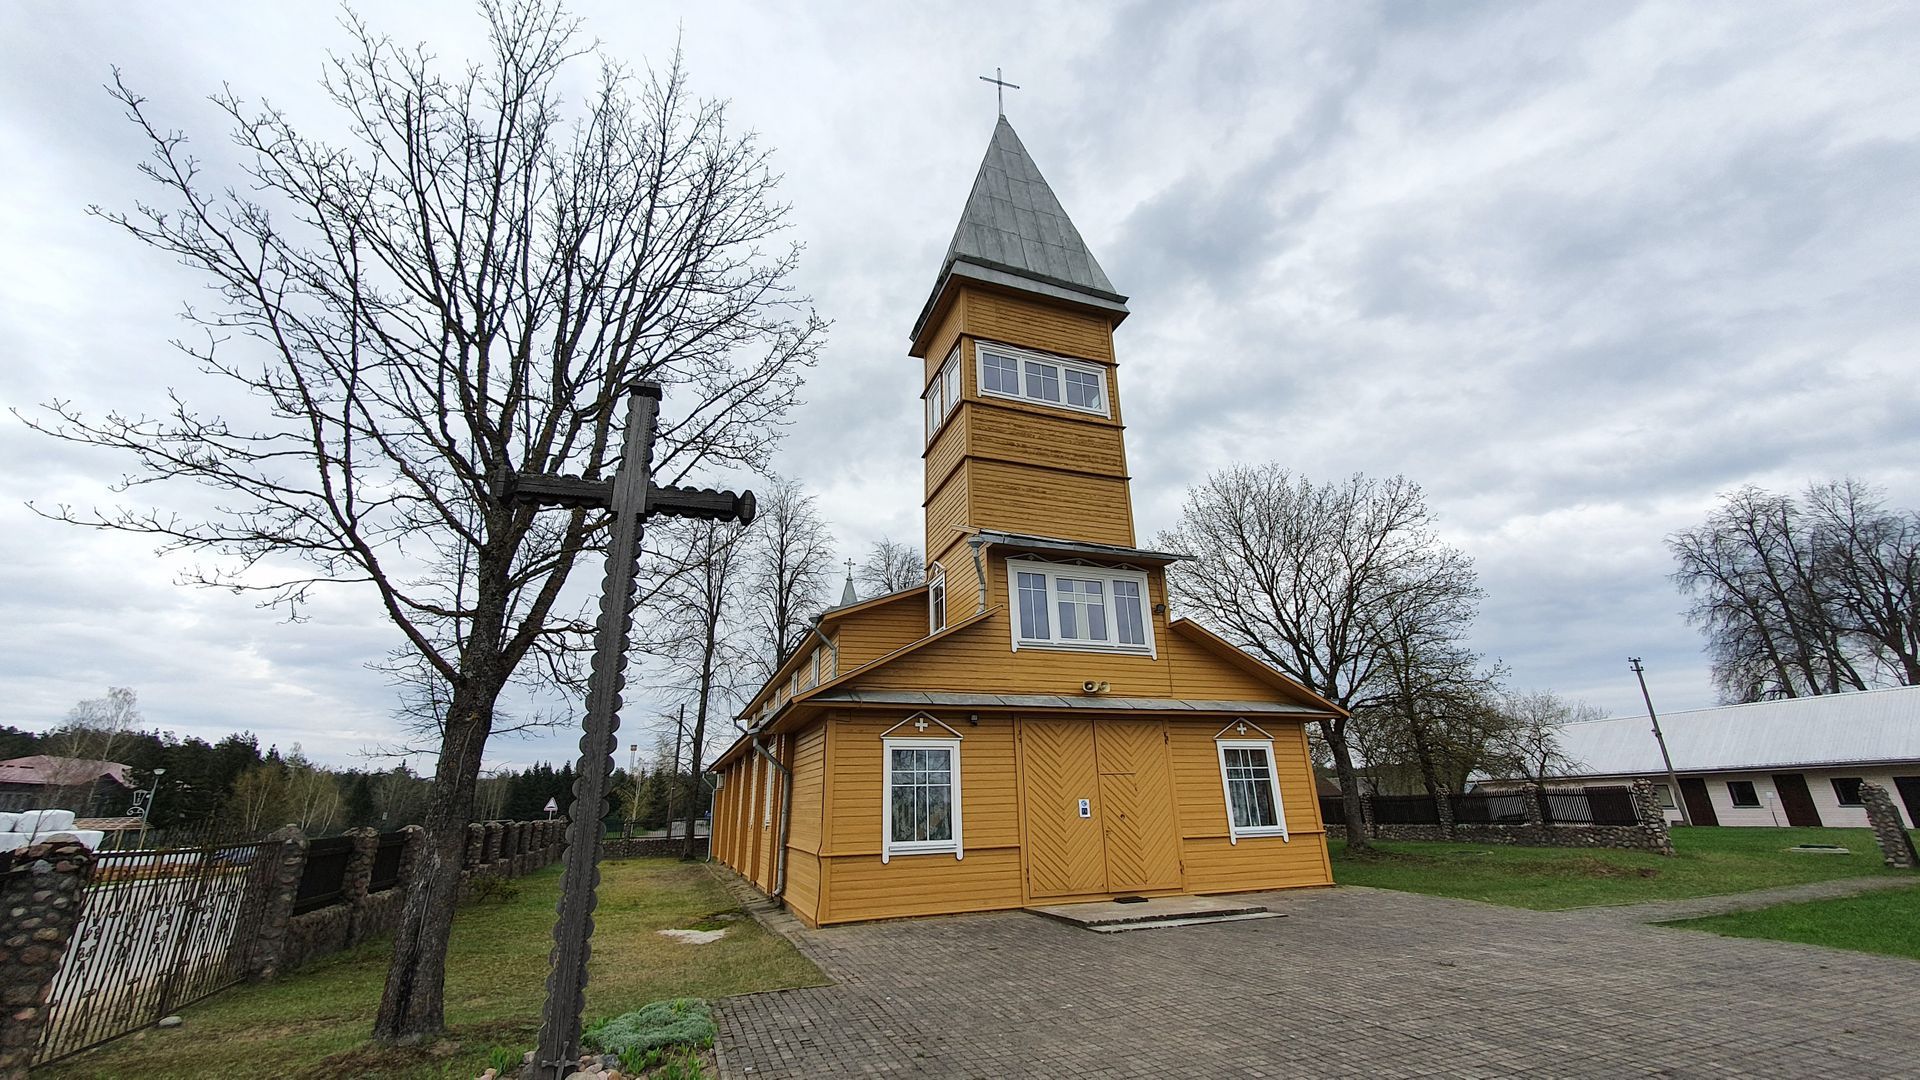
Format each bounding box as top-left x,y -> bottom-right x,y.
1095,721 -> 1183,891
1020,718 -> 1106,898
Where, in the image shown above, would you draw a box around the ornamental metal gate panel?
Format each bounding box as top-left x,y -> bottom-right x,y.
34,841 -> 283,1066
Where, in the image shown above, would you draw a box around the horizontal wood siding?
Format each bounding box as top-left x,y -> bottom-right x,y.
920,298 -> 968,383
823,714 -> 1020,855
820,848 -> 1024,923
963,288 -> 1114,363
968,460 -> 1135,547
788,723 -> 826,854
783,848 -> 822,927
924,412 -> 968,499
1180,834 -> 1332,893
1168,720 -> 1321,841
833,594 -> 929,670
924,464 -> 971,572
965,400 -> 1128,478
1162,629 -> 1288,701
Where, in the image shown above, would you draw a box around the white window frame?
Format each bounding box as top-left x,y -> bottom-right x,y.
1006,558 -> 1155,657
924,345 -> 963,444
974,340 -> 1110,418
928,562 -> 948,633
881,736 -> 964,863
1216,737 -> 1289,843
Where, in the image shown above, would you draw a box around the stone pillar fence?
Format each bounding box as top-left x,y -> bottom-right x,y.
0,817 -> 567,1074
1860,781 -> 1917,869
0,840 -> 92,1080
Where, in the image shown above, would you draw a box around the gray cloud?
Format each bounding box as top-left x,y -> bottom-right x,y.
3,1 -> 1918,770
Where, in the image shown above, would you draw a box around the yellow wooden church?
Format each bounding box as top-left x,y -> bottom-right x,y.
708,116 -> 1340,926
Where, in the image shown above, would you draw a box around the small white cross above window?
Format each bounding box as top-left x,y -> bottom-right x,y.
914,717 -> 930,732
1235,721 -> 1249,735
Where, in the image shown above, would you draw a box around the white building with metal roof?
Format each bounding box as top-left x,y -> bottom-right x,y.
1500,685 -> 1920,829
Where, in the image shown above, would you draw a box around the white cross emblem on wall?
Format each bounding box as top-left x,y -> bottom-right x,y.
914,717 -> 930,731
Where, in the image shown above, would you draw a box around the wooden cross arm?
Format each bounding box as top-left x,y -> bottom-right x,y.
493,471 -> 755,525
648,484 -> 756,525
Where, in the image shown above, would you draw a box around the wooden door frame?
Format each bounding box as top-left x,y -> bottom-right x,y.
1015,715 -> 1188,904
1770,772 -> 1823,827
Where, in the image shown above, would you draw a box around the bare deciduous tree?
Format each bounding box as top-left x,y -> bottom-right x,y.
641,519 -> 752,858
1487,689 -> 1596,781
23,1 -> 821,1042
1669,479 -> 1919,701
1158,467 -> 1481,852
741,477 -> 836,684
856,536 -> 924,596
47,687 -> 143,813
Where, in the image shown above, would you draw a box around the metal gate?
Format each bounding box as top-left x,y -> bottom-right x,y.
34,840 -> 283,1066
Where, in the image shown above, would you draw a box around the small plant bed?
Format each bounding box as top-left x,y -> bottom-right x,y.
37,858 -> 823,1080
1330,827 -> 1903,910
578,997 -> 718,1078
1661,883 -> 1920,961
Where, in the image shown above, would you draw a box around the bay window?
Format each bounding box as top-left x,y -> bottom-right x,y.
1008,559 -> 1154,656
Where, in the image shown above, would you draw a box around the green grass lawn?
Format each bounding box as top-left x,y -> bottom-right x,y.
1330,826 -> 1906,910
41,858 -> 824,1080
1663,882 -> 1920,960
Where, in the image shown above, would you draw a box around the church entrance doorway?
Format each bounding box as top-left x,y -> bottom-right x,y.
1019,718 -> 1182,900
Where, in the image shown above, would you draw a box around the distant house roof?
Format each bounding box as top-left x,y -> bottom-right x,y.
0,755 -> 134,789
1529,685 -> 1920,778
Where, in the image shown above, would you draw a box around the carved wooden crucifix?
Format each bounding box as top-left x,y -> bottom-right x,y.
494,381 -> 754,1078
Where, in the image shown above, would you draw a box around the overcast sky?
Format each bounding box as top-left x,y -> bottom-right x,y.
3,1 -> 1917,772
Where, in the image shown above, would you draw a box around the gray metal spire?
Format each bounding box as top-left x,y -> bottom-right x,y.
942,117 -> 1119,299
840,559 -> 858,607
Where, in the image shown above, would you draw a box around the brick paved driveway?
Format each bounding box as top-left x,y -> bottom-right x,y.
715,884 -> 1920,1078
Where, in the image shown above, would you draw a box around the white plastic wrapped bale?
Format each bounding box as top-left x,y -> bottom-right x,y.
15,808 -> 79,838
0,812 -> 18,833
0,833 -> 28,854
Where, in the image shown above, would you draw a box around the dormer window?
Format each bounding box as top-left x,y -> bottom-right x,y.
975,342 -> 1109,418
1007,558 -> 1153,656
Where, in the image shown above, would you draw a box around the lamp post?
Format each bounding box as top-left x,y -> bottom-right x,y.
1628,658 -> 1691,826
627,742 -> 641,839
134,768 -> 166,849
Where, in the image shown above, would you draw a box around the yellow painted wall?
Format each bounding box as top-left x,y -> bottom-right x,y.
964,289 -> 1114,363
968,460 -> 1136,547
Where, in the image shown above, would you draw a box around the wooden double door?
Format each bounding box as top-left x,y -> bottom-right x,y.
1019,718 -> 1182,899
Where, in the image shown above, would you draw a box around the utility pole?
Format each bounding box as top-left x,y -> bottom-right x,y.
1629,657 -> 1692,826
664,706 -> 687,842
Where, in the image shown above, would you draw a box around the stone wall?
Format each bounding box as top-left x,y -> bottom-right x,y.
1860,781 -> 1918,869
0,841 -> 92,1080
1324,780 -> 1674,856
601,834 -> 709,860
281,819 -> 563,972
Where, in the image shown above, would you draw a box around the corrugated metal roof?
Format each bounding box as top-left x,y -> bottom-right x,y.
807,689 -> 1319,715
1540,684 -> 1920,777
975,530 -> 1190,565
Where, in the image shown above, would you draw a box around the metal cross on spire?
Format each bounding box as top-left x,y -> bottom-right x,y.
978,67 -> 1020,116
493,381 -> 755,1079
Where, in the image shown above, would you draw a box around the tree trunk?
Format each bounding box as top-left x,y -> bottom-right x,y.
372,680 -> 497,1042
681,615 -> 717,860
1321,718 -> 1371,853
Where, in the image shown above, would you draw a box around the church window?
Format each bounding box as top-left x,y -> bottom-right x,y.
1216,734 -> 1288,843
1025,360 -> 1061,403
1113,579 -> 1147,646
882,732 -> 963,861
1056,577 -> 1106,640
982,350 -> 1020,395
975,341 -> 1109,417
1008,560 -> 1154,656
1064,367 -> 1101,410
924,347 -> 961,444
929,562 -> 948,632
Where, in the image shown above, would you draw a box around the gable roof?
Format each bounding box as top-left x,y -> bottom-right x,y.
0,755 -> 133,789
1168,619 -> 1350,717
912,118 -> 1129,345
1525,684 -> 1920,778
